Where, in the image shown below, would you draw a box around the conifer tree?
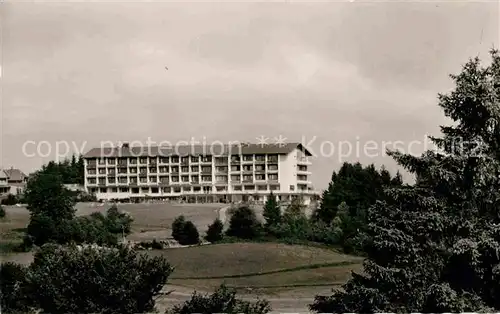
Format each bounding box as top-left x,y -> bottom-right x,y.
310,50 -> 500,313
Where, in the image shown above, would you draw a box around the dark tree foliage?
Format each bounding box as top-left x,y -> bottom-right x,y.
0,204 -> 5,218
205,218 -> 224,243
24,172 -> 76,222
310,50 -> 500,313
262,192 -> 281,229
0,262 -> 33,314
27,244 -> 173,314
315,162 -> 403,224
38,155 -> 84,185
179,221 -> 200,245
226,205 -> 262,239
171,215 -> 186,242
167,284 -> 271,314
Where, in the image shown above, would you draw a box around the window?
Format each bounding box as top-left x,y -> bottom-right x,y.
98,158 -> 106,165
233,185 -> 242,191
243,155 -> 253,161
255,155 -> 265,162
267,155 -> 278,162
108,158 -> 116,165
191,156 -> 199,162
171,176 -> 179,182
151,187 -> 159,193
268,174 -> 278,181
149,176 -> 157,183
163,187 -> 171,193
174,187 -> 181,193
297,175 -> 307,181
171,156 -> 179,163
231,155 -> 240,162
181,176 -> 189,182
139,167 -> 147,174
98,178 -> 106,184
129,167 -> 137,174
289,185 -> 295,191
100,188 -> 107,193
298,165 -> 308,171
191,166 -> 199,172
149,157 -> 157,163
183,186 -> 191,192
171,166 -> 179,173
181,157 -> 189,164
268,164 -> 278,171
108,168 -> 116,175
159,166 -> 168,173
129,158 -> 137,164
191,176 -> 199,183
231,175 -> 241,182
215,175 -> 227,183
244,185 -> 255,191
149,167 -> 157,173
159,176 -> 169,183
270,185 -> 280,191
202,156 -> 212,162
181,166 -> 189,173
129,177 -> 137,184
120,187 -> 129,193
160,157 -> 169,164
231,165 -> 240,171
258,185 -> 267,191
118,168 -> 127,174
131,188 -> 139,194
87,178 -> 96,184
140,177 -> 147,183
216,166 -> 228,173
193,186 -> 201,192
201,166 -> 212,173
255,165 -> 265,171
111,187 -> 118,193
119,177 -> 127,184
255,174 -> 265,181
139,158 -> 147,164
201,175 -> 212,182
243,165 -> 253,172
141,187 -> 149,193
87,169 -> 96,175
108,177 -> 116,184
243,175 -> 253,182
216,186 -> 227,192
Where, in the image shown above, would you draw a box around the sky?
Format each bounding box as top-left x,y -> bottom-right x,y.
1,0 -> 499,189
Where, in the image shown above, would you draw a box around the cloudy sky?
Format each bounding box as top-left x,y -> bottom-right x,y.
1,0 -> 498,188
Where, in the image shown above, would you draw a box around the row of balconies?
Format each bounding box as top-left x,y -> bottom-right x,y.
87,177 -> 281,186
87,155 -> 280,167
87,168 -> 279,176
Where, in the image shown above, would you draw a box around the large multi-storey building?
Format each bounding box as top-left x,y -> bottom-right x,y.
82,142 -> 317,204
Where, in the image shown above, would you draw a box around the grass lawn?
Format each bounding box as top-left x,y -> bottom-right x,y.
148,242 -> 363,294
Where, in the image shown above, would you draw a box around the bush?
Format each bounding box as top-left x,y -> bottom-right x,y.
205,218 -> 224,243
167,284 -> 271,314
1,262 -> 33,313
226,205 -> 262,239
151,239 -> 163,250
178,221 -> 200,245
1,194 -> 18,206
28,243 -> 173,314
172,215 -> 186,241
104,205 -> 133,235
0,204 -> 5,219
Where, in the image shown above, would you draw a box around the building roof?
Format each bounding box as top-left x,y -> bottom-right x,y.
83,142 -> 313,158
1,168 -> 27,181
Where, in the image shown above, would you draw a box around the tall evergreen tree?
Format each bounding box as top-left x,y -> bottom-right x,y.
263,192 -> 281,229
310,50 -> 500,313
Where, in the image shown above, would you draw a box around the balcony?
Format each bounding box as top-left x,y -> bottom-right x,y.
297,157 -> 311,165
242,179 -> 253,183
201,169 -> 212,174
87,164 -> 97,169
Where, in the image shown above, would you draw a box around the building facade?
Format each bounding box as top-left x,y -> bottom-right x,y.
82,143 -> 318,204
0,167 -> 28,197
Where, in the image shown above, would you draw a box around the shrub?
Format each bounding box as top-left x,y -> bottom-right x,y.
28,243 -> 173,314
1,262 -> 32,313
178,221 -> 200,245
1,194 -> 18,206
0,204 -> 5,219
167,284 -> 271,314
104,205 -> 133,235
172,215 -> 186,241
263,192 -> 281,229
151,239 -> 163,250
205,218 -> 224,243
226,205 -> 262,239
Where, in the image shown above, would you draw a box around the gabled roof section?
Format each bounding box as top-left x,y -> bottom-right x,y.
83,142 -> 313,158
3,168 -> 27,181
